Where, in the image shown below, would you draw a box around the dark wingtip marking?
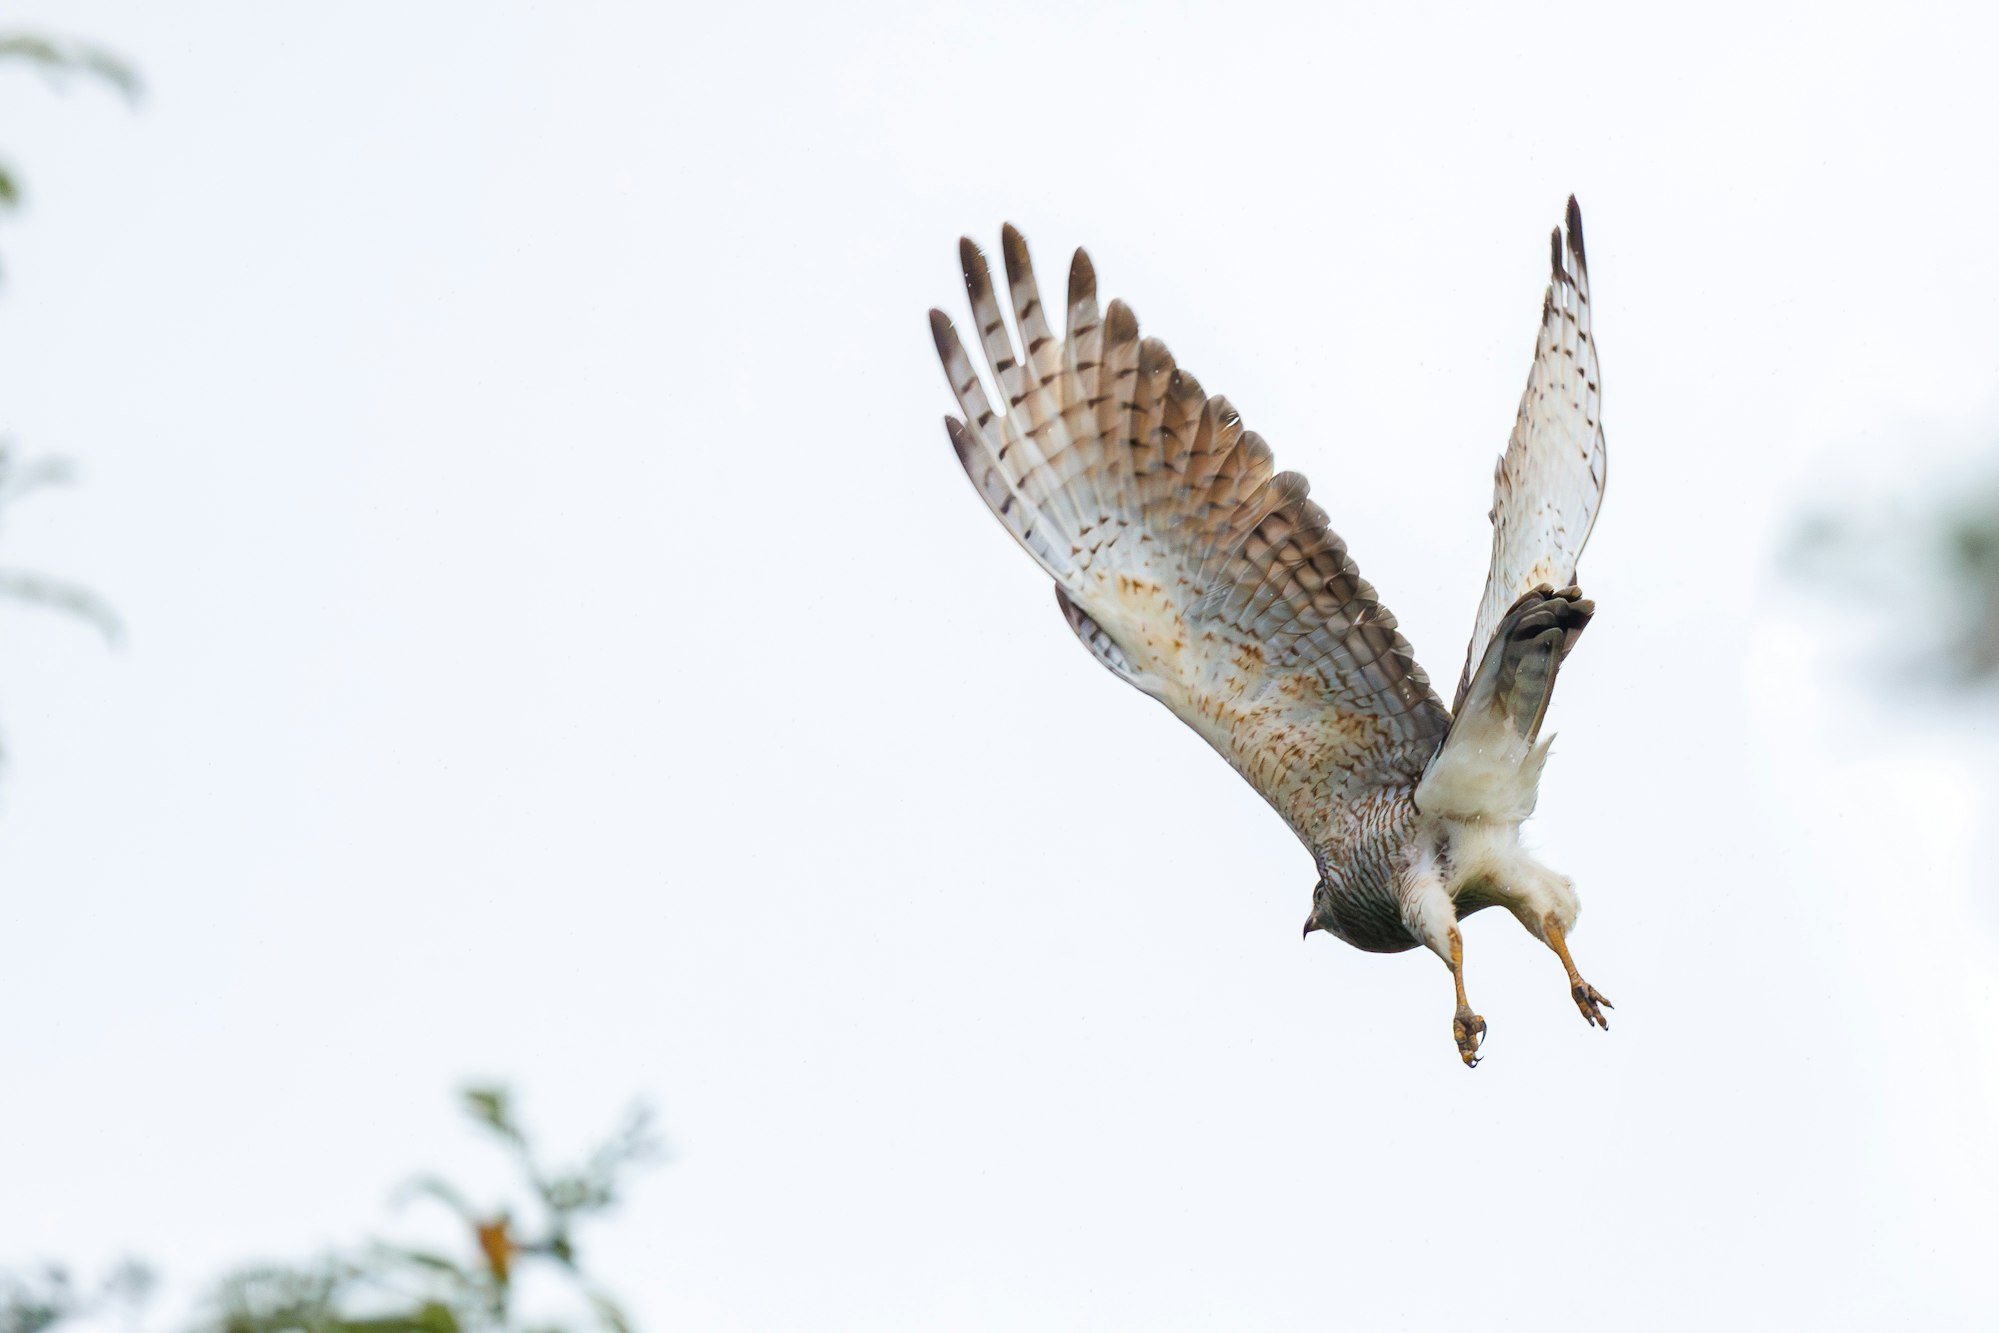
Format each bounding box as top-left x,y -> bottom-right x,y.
1565,195 -> 1586,269
929,307 -> 957,354
1000,223 -> 1030,283
944,415 -> 973,457
959,237 -> 996,304
1104,299 -> 1139,343
1069,248 -> 1096,305
1549,226 -> 1563,278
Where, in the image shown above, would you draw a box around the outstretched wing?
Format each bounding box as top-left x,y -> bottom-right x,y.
1454,196 -> 1608,711
933,227 -> 1450,847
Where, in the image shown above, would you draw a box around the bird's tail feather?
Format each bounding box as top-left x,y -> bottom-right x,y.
1415,586 -> 1592,822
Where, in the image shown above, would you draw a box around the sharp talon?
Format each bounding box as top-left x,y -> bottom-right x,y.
1453,1010 -> 1487,1067
1569,981 -> 1612,1031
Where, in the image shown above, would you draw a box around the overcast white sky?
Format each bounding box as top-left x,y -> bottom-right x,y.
3,1 -> 1998,1328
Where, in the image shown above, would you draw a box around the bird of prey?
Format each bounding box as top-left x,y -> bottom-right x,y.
931,198 -> 1608,1067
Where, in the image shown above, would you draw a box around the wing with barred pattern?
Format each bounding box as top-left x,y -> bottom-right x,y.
933,226 -> 1450,847
1453,197 -> 1608,712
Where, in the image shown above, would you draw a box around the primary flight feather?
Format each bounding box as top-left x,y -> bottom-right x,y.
933,199 -> 1609,1066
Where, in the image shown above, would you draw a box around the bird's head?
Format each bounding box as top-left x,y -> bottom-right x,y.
1302,875 -> 1334,940
1301,870 -> 1420,954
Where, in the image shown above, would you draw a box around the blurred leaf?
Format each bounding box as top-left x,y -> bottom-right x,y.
0,447 -> 75,501
0,570 -> 123,644
326,1302 -> 461,1333
0,34 -> 141,104
541,1105 -> 660,1222
460,1086 -> 526,1151
473,1219 -> 513,1286
0,446 -> 117,642
582,1292 -> 629,1333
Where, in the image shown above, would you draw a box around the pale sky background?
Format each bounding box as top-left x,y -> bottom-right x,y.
3,2 -> 1998,1329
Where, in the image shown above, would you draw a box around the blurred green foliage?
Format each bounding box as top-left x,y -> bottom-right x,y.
1939,495 -> 1999,681
0,442 -> 121,644
3,1087 -> 661,1333
0,1261 -> 153,1333
0,28 -> 136,780
0,33 -> 140,228
1792,474 -> 1999,686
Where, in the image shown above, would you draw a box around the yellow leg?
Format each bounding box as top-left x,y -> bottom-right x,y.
1544,913 -> 1613,1030
1448,927 -> 1486,1067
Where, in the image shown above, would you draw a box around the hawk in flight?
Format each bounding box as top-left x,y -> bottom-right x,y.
931,199 -> 1609,1066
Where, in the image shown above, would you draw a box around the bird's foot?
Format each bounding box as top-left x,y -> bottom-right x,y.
1571,981 -> 1613,1030
1452,1006 -> 1487,1068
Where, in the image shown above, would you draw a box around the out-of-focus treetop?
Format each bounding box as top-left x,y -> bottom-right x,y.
3,1086 -> 662,1333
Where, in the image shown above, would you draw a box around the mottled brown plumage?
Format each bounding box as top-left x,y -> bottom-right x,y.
934,201 -> 1612,1066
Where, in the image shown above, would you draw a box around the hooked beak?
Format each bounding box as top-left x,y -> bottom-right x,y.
1302,912 -> 1323,940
